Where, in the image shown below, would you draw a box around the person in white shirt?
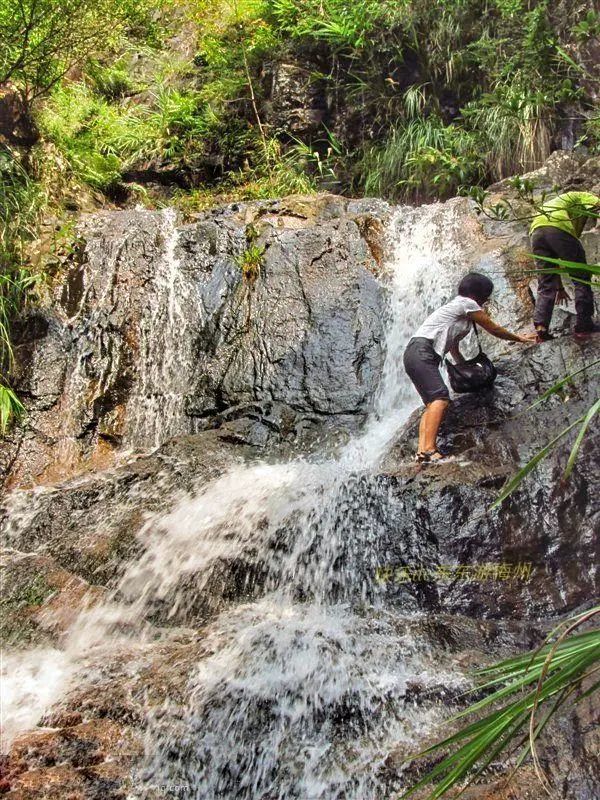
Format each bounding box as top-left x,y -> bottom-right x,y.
403,272 -> 536,463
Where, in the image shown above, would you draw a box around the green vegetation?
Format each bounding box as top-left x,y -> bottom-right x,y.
237,243 -> 265,284
237,223 -> 265,284
4,0 -> 599,212
361,116 -> 484,202
0,0 -> 159,103
1,0 -> 599,433
0,152 -> 40,430
403,606 -> 600,799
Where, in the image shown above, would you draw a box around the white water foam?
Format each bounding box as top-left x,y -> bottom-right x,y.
2,202 -> 473,795
126,208 -> 195,449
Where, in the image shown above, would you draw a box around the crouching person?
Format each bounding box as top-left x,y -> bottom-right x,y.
403,272 -> 535,463
530,189 -> 600,341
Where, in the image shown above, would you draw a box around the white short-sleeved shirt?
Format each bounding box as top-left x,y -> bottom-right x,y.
412,295 -> 482,357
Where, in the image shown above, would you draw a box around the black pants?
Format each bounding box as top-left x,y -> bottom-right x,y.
531,226 -> 595,332
403,337 -> 450,405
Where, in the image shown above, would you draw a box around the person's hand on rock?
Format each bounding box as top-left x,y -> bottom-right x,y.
556,287 -> 571,306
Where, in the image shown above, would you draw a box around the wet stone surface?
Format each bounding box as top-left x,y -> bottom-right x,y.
2,154 -> 600,799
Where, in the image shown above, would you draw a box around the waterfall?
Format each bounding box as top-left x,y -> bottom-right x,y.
1,201 -> 473,795
126,209 -> 195,449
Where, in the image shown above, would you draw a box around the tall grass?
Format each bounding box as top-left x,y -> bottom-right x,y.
359,116 -> 483,201
270,0 -> 389,50
38,81 -> 224,189
0,150 -> 43,434
461,81 -> 555,178
0,268 -> 36,434
0,149 -> 45,266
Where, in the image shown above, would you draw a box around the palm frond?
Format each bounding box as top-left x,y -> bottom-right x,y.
401,609 -> 600,800
525,253 -> 600,279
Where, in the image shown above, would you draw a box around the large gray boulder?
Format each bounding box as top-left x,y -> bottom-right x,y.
3,196 -> 389,490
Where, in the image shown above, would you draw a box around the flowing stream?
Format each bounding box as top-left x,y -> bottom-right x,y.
2,202 -> 474,798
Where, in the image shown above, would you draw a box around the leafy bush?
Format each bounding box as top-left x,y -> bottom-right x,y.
37,80 -> 227,189
86,57 -> 138,100
270,0 -> 395,50
5,0 -> 600,255
15,0 -> 599,208
571,9 -> 600,42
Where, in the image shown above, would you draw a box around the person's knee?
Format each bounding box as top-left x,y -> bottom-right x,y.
426,396 -> 450,409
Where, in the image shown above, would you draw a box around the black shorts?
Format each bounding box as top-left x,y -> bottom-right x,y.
403,337 -> 450,405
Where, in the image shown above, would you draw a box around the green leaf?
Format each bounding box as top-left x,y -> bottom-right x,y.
0,383 -> 25,435
491,415 -> 585,509
563,398 -> 600,478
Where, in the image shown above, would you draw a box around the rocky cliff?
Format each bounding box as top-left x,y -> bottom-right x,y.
1,152 -> 599,800
4,151 -> 600,493
2,195 -> 389,490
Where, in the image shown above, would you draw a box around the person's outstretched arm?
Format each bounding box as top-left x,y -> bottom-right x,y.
469,310 -> 535,343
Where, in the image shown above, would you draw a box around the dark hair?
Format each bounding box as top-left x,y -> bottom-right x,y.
458,272 -> 494,304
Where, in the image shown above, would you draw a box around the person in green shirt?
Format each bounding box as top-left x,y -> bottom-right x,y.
530,190 -> 600,341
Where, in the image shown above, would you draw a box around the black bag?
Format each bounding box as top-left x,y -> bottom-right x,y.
445,324 -> 497,393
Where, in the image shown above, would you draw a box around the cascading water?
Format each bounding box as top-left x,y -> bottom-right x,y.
125,203 -> 471,799
2,202 -> 474,796
126,209 -> 195,449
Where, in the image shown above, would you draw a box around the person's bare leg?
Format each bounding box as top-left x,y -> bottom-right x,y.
418,399 -> 450,455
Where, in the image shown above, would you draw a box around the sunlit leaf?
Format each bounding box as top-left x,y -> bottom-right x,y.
563,398 -> 600,478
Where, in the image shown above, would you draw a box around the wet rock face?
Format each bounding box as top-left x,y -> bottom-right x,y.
4,195 -> 389,490
0,429 -> 264,597
378,337 -> 600,621
3,718 -> 142,799
184,196 -> 388,419
0,550 -> 104,648
6,151 -> 599,493
2,153 -> 599,800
